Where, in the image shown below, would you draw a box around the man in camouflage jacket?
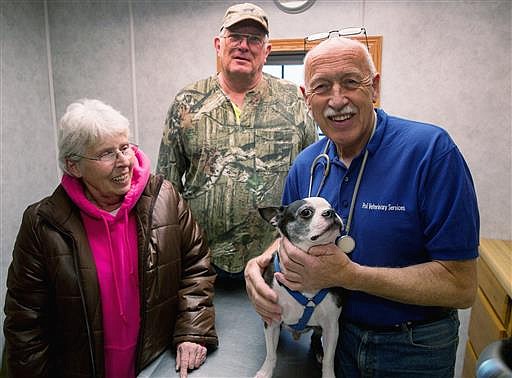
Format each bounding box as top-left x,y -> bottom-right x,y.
156,3 -> 317,275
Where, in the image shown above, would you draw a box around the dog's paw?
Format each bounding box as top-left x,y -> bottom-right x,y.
254,369 -> 272,378
255,359 -> 275,378
321,364 -> 336,378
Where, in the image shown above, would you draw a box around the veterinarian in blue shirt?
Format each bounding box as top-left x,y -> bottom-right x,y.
245,35 -> 479,377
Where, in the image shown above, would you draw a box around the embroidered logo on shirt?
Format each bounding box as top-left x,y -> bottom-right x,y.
361,202 -> 406,211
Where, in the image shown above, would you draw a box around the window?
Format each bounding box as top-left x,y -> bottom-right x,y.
263,53 -> 305,85
262,53 -> 323,134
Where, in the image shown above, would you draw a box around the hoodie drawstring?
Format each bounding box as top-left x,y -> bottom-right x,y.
102,216 -> 128,324
122,209 -> 137,286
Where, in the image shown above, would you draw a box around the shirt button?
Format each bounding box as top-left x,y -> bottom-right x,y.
344,176 -> 350,183
342,200 -> 349,208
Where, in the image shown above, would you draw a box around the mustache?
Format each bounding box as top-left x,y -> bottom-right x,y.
323,105 -> 357,118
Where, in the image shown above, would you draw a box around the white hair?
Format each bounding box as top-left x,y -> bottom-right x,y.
58,99 -> 130,173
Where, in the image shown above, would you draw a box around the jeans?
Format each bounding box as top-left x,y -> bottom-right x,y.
335,311 -> 460,378
213,265 -> 245,282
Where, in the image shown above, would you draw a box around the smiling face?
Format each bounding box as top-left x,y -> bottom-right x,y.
215,20 -> 271,82
304,38 -> 380,163
67,133 -> 134,211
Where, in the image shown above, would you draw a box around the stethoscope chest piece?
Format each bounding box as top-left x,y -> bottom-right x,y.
337,234 -> 356,254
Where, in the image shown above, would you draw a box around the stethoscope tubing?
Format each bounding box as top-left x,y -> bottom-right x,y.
308,140 -> 331,197
307,121 -> 376,235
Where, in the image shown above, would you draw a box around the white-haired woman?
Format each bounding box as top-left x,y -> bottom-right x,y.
4,99 -> 218,378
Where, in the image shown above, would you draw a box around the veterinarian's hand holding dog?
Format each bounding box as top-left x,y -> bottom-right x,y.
245,239 -> 282,325
276,237 -> 477,309
176,342 -> 207,378
245,235 -> 350,323
275,238 -> 354,292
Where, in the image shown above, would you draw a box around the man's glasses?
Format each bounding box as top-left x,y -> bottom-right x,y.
304,27 -> 369,51
71,143 -> 138,163
221,32 -> 265,48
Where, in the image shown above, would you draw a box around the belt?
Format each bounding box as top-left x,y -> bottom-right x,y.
345,310 -> 454,332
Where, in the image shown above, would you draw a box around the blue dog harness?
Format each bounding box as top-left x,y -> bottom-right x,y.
274,254 -> 329,331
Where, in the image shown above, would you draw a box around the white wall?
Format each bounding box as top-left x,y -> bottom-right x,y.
1,0 -> 510,374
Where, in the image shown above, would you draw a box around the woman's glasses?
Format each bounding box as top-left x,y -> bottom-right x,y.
71,143 -> 138,163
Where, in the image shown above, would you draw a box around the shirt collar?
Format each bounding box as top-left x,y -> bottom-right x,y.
366,108 -> 386,155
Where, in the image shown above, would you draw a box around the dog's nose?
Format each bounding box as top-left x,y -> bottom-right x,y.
322,209 -> 335,218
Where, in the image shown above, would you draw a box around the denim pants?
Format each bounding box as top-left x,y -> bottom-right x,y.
213,265 -> 245,282
335,311 -> 460,378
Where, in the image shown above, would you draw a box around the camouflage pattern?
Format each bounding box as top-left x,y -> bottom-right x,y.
157,73 -> 317,273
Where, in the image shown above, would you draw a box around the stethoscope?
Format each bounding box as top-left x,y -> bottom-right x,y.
308,140 -> 331,198
307,120 -> 377,253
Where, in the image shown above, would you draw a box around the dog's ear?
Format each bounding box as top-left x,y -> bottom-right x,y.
258,207 -> 281,226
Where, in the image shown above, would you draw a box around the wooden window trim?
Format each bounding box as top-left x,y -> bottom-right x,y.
270,36 -> 382,69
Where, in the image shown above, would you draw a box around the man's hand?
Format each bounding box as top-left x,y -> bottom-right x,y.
175,341 -> 207,378
244,239 -> 282,325
274,237 -> 354,291
274,238 -> 477,309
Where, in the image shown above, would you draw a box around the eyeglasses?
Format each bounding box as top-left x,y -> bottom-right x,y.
304,27 -> 369,51
221,32 -> 265,48
71,143 -> 138,163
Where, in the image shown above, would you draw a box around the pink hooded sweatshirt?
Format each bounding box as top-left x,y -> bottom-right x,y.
61,149 -> 150,378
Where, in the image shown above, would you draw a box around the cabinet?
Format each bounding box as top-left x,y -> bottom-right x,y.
462,239 -> 512,377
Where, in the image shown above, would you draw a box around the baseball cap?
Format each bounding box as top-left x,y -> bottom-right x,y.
220,3 -> 269,34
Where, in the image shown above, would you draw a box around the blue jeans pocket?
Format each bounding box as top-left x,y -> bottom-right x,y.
336,314 -> 460,377
408,311 -> 460,349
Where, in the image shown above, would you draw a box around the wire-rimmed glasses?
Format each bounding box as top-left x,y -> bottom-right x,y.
303,27 -> 369,51
221,32 -> 266,48
71,143 -> 138,164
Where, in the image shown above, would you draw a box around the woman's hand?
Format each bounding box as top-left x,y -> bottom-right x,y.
175,341 -> 207,378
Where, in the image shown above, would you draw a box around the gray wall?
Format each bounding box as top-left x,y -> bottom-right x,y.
1,0 -> 511,373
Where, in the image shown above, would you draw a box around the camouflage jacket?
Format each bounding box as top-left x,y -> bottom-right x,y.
157,73 -> 317,273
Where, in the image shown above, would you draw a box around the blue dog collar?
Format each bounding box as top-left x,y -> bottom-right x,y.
274,253 -> 329,331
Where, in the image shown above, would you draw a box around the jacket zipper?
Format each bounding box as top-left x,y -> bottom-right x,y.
70,237 -> 98,378
135,175 -> 164,372
39,215 -> 98,378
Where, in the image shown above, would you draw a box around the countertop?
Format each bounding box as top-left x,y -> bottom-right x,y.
479,239 -> 512,298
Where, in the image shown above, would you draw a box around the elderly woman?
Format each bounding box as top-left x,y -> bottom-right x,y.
3,99 -> 218,378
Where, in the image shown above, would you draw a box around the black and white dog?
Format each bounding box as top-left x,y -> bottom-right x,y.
256,197 -> 344,378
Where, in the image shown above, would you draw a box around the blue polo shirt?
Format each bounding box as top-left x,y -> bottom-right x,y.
282,108 -> 479,327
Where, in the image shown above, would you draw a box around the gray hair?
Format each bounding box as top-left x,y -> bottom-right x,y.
303,37 -> 377,87
58,99 -> 130,173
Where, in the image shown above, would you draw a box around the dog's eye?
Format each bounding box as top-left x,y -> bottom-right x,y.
300,208 -> 313,218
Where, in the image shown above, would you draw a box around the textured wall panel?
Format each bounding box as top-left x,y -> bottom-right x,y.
48,1 -> 134,134
367,0 -> 511,240
1,0 -> 57,350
